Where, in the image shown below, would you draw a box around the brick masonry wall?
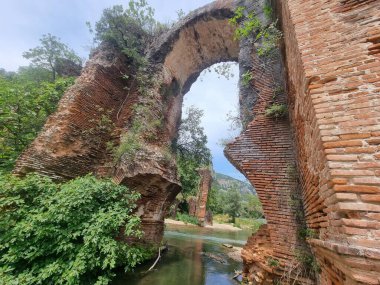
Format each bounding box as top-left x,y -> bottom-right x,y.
276,0 -> 380,283
225,43 -> 308,281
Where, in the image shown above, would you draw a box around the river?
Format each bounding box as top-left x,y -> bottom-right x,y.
113,223 -> 253,285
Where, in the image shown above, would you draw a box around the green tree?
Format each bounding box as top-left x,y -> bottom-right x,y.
225,189 -> 241,223
23,34 -> 82,81
207,185 -> 224,213
0,174 -> 152,285
175,106 -> 211,198
0,74 -> 75,172
241,193 -> 264,219
91,1 -> 157,65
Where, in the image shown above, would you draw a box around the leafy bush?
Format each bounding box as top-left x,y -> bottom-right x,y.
234,218 -> 264,232
0,75 -> 75,172
229,5 -> 282,57
213,214 -> 230,224
175,212 -> 198,225
265,103 -> 288,119
90,1 -> 158,66
113,131 -> 142,163
0,174 -> 153,285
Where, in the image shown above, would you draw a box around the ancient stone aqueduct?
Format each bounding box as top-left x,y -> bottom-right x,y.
14,0 -> 380,284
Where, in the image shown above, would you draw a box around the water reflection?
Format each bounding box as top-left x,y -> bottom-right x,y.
113,224 -> 252,285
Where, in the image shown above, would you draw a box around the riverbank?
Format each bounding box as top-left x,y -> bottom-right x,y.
165,218 -> 242,231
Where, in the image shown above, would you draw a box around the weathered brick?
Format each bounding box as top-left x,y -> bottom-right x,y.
334,185 -> 380,194
331,169 -> 374,176
361,194 -> 380,203
340,133 -> 371,140
341,226 -> 369,235
324,140 -> 363,149
326,154 -> 358,161
336,202 -> 380,212
353,177 -> 380,185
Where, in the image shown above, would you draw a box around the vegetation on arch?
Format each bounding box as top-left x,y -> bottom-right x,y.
229,2 -> 282,58
88,0 -> 168,66
0,174 -> 154,285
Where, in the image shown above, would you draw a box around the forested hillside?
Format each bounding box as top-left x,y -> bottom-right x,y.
213,172 -> 256,195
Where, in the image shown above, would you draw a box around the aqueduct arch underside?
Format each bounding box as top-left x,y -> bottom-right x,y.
14,0 -> 380,284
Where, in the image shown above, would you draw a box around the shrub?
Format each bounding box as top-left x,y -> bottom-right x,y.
241,71 -> 253,87
234,218 -> 264,232
0,174 -> 153,285
175,212 -> 198,225
213,214 -> 231,224
113,131 -> 141,163
267,257 -> 280,268
265,103 -> 288,119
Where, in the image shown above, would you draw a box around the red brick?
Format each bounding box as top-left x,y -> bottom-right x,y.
340,133 -> 371,140
334,185 -> 380,194
360,194 -> 380,203
324,140 -> 363,149
336,202 -> 380,212
331,169 -> 374,176
326,154 -> 358,161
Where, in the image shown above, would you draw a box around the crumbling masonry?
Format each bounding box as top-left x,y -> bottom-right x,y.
14,0 -> 380,284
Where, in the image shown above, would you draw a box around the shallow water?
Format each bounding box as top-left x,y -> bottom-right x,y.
113,224 -> 253,285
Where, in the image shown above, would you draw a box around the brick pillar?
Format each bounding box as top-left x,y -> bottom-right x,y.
195,168 -> 213,226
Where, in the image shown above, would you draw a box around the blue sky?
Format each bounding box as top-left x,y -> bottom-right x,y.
0,0 -> 246,181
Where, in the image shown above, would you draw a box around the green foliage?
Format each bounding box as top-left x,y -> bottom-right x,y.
256,22 -> 282,57
268,257 -> 280,268
17,66 -> 52,83
175,212 -> 198,225
234,218 -> 264,231
0,74 -> 75,172
229,4 -> 282,57
265,103 -> 288,119
208,179 -> 263,222
175,106 -> 211,165
241,193 -> 264,219
295,249 -> 320,275
113,131 -> 141,163
90,1 -> 169,164
176,155 -> 202,198
298,228 -> 317,240
272,85 -> 284,100
202,62 -> 236,81
241,71 -> 253,86
91,1 -> 157,66
263,4 -> 273,19
175,106 -> 212,198
224,189 -> 241,223
23,34 -> 82,81
213,214 -> 230,224
0,174 -> 153,285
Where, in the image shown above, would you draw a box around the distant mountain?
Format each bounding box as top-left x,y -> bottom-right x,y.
212,172 -> 256,195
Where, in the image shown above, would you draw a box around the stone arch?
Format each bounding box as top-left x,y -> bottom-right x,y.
14,0 -> 380,284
